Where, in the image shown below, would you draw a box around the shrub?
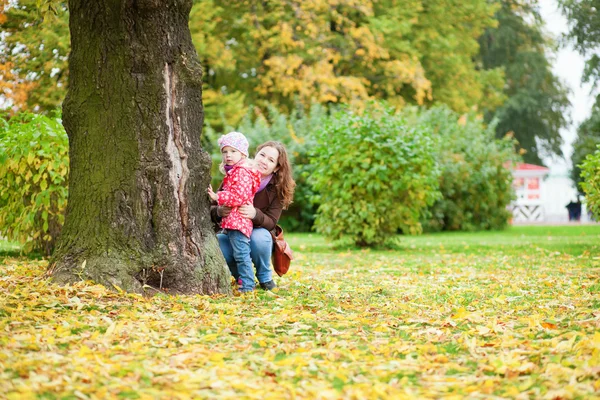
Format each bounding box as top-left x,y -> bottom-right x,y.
580,146 -> 600,220
412,106 -> 518,232
310,104 -> 440,247
0,113 -> 69,255
204,103 -> 328,231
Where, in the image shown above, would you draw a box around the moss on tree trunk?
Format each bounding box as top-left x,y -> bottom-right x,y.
49,0 -> 231,295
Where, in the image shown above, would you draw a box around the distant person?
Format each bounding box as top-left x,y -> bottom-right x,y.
574,198 -> 582,221
566,200 -> 577,221
566,198 -> 583,222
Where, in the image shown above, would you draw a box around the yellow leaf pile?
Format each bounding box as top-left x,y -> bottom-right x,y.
1,230 -> 600,398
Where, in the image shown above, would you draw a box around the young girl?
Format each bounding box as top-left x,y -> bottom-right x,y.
208,131 -> 261,292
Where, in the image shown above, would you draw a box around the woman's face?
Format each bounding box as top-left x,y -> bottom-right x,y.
254,146 -> 280,177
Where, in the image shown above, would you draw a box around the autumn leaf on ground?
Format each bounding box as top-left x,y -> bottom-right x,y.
1,225 -> 600,398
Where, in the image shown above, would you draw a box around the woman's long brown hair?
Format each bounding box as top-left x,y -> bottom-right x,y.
256,141 -> 296,209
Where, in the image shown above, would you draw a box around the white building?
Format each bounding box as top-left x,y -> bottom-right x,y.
510,163 -> 589,223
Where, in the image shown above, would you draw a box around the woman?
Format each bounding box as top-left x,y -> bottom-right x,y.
211,141 -> 295,290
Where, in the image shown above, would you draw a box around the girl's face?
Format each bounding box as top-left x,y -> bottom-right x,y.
254,146 -> 279,177
221,146 -> 244,166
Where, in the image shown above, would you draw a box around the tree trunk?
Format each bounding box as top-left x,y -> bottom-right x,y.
49,0 -> 231,295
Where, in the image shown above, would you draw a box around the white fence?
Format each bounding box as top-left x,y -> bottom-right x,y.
510,203 -> 545,223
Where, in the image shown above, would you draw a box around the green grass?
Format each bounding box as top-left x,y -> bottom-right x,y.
288,224 -> 600,256
2,224 -> 600,399
0,239 -> 22,257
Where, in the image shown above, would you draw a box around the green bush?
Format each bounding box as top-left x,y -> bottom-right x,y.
413,107 -> 518,232
580,146 -> 600,220
310,104 -> 440,247
204,103 -> 328,231
0,113 -> 69,255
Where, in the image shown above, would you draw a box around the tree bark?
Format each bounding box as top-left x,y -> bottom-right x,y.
49,0 -> 231,295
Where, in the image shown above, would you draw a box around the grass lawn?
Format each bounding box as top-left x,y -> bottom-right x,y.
1,225 -> 599,398
0,240 -> 21,257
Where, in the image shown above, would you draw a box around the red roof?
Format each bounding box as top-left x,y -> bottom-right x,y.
514,163 -> 549,171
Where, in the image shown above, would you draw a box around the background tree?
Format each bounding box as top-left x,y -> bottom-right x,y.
49,0 -> 230,295
189,0 -> 431,115
189,0 -> 505,126
559,0 -> 600,88
409,0 -> 506,112
571,104 -> 600,192
0,0 -> 69,113
559,0 -> 600,185
479,0 -> 570,165
3,0 -> 506,124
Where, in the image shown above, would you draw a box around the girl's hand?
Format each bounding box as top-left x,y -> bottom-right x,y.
207,185 -> 218,201
238,203 -> 257,219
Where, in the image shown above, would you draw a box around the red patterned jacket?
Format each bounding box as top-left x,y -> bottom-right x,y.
217,163 -> 261,238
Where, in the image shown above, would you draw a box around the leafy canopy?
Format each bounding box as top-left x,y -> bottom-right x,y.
190,0 -> 503,125
3,0 -> 507,126
559,0 -> 600,87
0,0 -> 69,113
559,0 -> 600,186
479,0 -> 570,165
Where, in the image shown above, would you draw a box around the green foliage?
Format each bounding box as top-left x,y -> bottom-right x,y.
559,0 -> 600,193
190,0 -> 504,126
4,0 -> 502,125
204,103 -> 328,231
559,0 -> 600,87
0,112 -> 69,255
310,104 -> 440,247
571,100 -> 600,192
407,0 -> 505,112
412,106 -> 518,232
206,103 -> 519,235
479,0 -> 570,164
0,0 -> 69,113
580,145 -> 600,220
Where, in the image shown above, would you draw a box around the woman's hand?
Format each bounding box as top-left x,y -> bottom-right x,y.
238,203 -> 257,219
217,205 -> 232,218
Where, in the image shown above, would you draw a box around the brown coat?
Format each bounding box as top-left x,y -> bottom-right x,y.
210,181 -> 283,233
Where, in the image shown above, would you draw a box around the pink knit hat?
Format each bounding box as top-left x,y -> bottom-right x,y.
218,131 -> 249,157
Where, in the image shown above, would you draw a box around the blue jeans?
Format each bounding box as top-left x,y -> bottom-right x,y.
218,228 -> 273,287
